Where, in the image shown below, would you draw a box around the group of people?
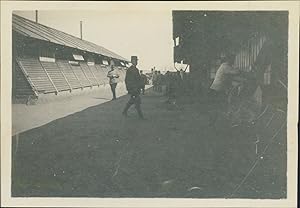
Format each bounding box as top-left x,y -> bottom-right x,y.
107,53 -> 242,122
164,68 -> 191,104
106,56 -> 147,119
151,70 -> 163,92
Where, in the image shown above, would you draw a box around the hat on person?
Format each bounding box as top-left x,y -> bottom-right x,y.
131,56 -> 138,62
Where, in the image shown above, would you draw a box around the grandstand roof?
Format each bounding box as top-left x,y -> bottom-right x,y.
12,14 -> 129,62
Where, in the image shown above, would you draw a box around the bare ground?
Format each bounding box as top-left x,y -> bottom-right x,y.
11,88 -> 286,198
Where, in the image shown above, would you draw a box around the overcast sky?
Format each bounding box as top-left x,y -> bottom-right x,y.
14,10 -> 175,71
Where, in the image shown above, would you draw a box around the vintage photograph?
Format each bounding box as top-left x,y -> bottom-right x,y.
1,1 -> 298,207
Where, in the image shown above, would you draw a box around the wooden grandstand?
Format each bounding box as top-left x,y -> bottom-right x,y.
12,14 -> 130,103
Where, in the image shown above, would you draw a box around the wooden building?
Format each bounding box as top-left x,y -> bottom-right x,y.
12,14 -> 129,103
172,11 -> 288,109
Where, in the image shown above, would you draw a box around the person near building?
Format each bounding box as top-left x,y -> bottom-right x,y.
157,71 -> 163,92
140,70 -> 148,95
122,56 -> 145,119
152,71 -> 158,91
107,60 -> 119,100
165,72 -> 177,104
164,71 -> 171,96
149,68 -> 154,85
208,53 -> 240,126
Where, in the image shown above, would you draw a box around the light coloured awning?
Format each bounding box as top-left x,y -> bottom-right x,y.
39,56 -> 55,63
73,54 -> 84,61
102,60 -> 109,65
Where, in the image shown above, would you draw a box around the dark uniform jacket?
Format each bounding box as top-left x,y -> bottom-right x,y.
125,65 -> 142,95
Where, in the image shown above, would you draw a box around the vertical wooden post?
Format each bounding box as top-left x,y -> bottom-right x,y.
35,10 -> 38,23
80,21 -> 83,40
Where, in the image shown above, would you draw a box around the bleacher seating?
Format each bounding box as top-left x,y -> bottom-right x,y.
13,14 -> 130,101
80,63 -> 99,86
16,57 -> 127,99
56,60 -> 82,90
70,64 -> 91,87
17,57 -> 56,93
40,61 -> 71,92
14,63 -> 35,97
95,64 -> 109,84
101,65 -> 110,84
87,64 -> 102,85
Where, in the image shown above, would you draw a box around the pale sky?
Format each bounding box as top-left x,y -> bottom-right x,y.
14,10 -> 175,71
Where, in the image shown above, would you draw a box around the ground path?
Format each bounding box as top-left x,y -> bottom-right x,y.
12,87 -> 286,198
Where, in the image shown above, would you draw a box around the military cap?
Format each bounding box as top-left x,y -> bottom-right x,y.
131,56 -> 138,62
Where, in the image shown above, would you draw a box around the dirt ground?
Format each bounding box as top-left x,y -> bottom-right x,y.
11,87 -> 286,198
12,83 -> 129,135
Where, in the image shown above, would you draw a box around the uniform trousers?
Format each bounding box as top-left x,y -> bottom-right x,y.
123,93 -> 144,118
110,83 -> 117,99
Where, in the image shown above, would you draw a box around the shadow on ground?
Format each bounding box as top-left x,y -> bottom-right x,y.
12,88 -> 286,198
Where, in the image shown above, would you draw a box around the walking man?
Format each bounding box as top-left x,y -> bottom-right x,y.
107,60 -> 119,100
122,56 -> 145,119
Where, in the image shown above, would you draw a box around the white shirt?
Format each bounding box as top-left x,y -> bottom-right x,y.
107,69 -> 119,84
210,63 -> 239,92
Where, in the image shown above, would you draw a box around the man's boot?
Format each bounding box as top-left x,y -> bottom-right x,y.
135,104 -> 145,120
122,102 -> 131,116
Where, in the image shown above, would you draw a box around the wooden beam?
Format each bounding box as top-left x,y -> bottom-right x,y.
55,62 -> 73,91
39,60 -> 59,94
16,58 -> 39,97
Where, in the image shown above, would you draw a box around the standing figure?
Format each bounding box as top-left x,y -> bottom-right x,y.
140,70 -> 148,95
152,71 -> 158,91
122,56 -> 145,119
150,68 -> 154,85
157,71 -> 163,92
165,71 -> 171,96
165,72 -> 177,104
208,53 -> 240,127
107,60 -> 119,100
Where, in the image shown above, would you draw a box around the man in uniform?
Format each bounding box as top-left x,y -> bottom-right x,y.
107,60 -> 119,100
122,56 -> 145,119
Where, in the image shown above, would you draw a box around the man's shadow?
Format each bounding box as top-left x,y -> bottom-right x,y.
92,97 -> 111,100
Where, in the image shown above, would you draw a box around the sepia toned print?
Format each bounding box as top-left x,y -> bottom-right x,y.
1,1 -> 298,208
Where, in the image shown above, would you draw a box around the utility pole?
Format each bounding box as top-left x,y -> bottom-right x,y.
80,21 -> 83,40
35,10 -> 38,23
